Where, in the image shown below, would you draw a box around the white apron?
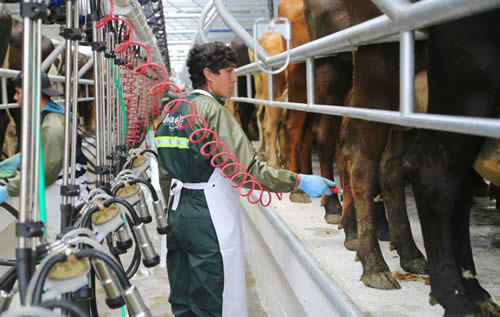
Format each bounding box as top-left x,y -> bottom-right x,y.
164,168 -> 248,317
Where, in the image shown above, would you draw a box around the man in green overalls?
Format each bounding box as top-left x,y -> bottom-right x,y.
156,42 -> 335,317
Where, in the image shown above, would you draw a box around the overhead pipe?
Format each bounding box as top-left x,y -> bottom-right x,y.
213,0 -> 269,58
198,0 -> 215,43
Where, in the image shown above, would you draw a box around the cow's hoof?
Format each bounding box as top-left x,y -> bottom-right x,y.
325,213 -> 341,225
344,238 -> 358,251
289,190 -> 312,203
401,256 -> 428,275
361,271 -> 401,290
432,292 -> 479,316
477,298 -> 500,316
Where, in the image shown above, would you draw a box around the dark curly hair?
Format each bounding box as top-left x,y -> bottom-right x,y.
186,41 -> 238,88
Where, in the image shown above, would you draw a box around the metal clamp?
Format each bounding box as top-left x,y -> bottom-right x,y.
104,51 -> 116,59
60,185 -> 80,197
20,2 -> 50,20
91,42 -> 107,52
59,28 -> 84,41
16,221 -> 45,238
114,59 -> 127,66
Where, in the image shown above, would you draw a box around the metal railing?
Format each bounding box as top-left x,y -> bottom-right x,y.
206,0 -> 500,139
0,68 -> 95,110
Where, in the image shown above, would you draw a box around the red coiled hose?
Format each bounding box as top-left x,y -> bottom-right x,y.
100,0 -> 282,205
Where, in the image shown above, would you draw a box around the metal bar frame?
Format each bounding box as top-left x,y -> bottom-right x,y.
212,0 -> 500,138
40,41 -> 66,72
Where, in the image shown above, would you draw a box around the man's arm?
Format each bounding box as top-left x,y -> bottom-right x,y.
41,114 -> 64,187
6,113 -> 64,196
193,96 -> 298,193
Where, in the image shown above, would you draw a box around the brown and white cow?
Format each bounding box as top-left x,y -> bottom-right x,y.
248,31 -> 288,169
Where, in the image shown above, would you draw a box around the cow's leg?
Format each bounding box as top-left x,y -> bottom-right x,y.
314,57 -> 351,224
255,105 -> 266,160
238,103 -> 254,138
453,171 -> 500,315
342,43 -> 401,289
286,62 -> 311,203
316,114 -> 341,224
379,129 -> 427,274
299,115 -> 314,175
263,108 -> 283,169
407,135 -> 481,314
284,110 -> 308,172
337,137 -> 358,251
0,110 -> 9,157
373,190 -> 390,242
343,119 -> 400,289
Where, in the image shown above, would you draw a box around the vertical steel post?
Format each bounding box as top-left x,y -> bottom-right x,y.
70,0 -> 80,206
267,72 -> 273,102
1,78 -> 7,106
98,28 -> 108,182
106,33 -> 113,156
31,4 -> 43,221
306,57 -> 315,105
62,0 -> 73,205
19,1 -> 33,234
92,23 -> 103,185
246,74 -> 252,98
400,31 -> 414,116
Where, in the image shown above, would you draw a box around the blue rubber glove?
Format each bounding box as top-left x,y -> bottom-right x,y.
0,186 -> 9,204
297,174 -> 336,198
0,153 -> 21,179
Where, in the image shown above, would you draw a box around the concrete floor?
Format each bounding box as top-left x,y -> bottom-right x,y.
97,221 -> 268,317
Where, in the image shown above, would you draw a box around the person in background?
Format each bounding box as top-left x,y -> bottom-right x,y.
0,72 -> 87,238
155,41 -> 336,316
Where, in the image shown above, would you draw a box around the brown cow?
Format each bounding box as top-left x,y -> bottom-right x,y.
248,31 -> 288,169
278,0 -> 351,225
336,0 -> 428,290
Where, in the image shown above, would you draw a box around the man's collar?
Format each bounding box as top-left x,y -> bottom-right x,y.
191,89 -> 225,106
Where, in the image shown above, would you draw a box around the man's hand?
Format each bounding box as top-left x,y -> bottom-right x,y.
297,174 -> 336,198
0,186 -> 9,204
0,153 -> 21,178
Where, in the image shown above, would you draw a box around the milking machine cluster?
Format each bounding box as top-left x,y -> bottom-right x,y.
0,0 -> 171,315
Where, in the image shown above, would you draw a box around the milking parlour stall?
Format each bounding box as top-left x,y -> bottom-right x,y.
0,0 -> 498,316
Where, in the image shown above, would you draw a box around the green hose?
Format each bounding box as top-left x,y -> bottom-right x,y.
32,69 -> 47,234
38,127 -> 47,235
113,60 -> 128,143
